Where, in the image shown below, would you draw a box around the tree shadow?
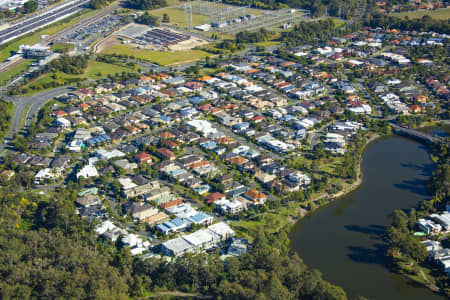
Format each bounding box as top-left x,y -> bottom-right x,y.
344,224 -> 386,241
347,243 -> 387,266
344,224 -> 388,267
393,178 -> 430,196
399,162 -> 434,177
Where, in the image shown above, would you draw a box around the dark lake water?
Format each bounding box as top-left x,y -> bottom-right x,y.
290,136 -> 445,300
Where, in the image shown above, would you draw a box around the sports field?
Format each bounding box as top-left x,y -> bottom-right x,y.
392,8 -> 450,20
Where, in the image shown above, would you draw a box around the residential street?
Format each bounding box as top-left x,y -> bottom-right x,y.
0,86 -> 74,153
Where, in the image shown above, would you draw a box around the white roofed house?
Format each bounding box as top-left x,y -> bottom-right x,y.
34,168 -> 57,184
430,213 -> 450,231
161,237 -> 194,257
95,220 -> 116,235
208,222 -> 235,241
113,159 -> 138,171
121,233 -> 149,256
416,218 -> 442,234
160,222 -> 235,257
95,221 -> 128,242
54,117 -> 71,128
77,165 -> 99,180
95,149 -> 125,160
215,199 -> 244,215
287,171 -> 311,187
348,104 -> 372,115
182,229 -> 218,252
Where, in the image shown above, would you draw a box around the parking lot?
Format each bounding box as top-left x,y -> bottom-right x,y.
57,14 -> 123,45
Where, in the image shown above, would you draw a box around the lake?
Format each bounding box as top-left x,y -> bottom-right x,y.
290,135 -> 445,300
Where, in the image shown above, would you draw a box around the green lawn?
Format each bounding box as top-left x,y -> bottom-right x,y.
85,60 -> 134,78
0,9 -> 99,61
22,60 -> 134,94
190,1 -> 265,17
197,67 -> 216,76
319,156 -> 345,176
150,7 -> 210,28
50,43 -> 74,53
331,17 -> 346,27
101,44 -> 212,65
0,60 -> 32,85
145,1 -> 265,29
233,203 -> 300,240
26,72 -> 81,91
392,8 -> 450,20
252,41 -> 281,47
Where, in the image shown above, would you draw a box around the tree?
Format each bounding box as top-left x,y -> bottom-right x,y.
135,12 -> 160,26
390,210 -> 408,231
127,0 -> 167,10
162,13 -> 170,23
89,0 -> 108,8
23,0 -> 38,14
408,208 -> 416,231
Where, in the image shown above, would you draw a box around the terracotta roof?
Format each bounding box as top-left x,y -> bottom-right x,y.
157,131 -> 176,139
198,75 -> 212,81
215,136 -> 234,144
245,189 -> 267,201
157,148 -> 175,159
135,152 -> 152,163
205,192 -> 225,204
79,103 -> 90,110
228,156 -> 248,165
160,199 -> 184,209
163,140 -> 179,149
189,160 -> 210,169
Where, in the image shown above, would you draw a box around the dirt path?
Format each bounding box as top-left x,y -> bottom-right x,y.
418,268 -> 440,292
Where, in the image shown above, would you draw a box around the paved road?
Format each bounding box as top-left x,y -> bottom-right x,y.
0,86 -> 74,152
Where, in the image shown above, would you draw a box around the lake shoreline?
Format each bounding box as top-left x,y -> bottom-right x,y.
289,134 -> 442,296
285,132 -> 383,223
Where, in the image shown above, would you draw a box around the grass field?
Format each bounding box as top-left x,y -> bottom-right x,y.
189,1 -> 265,17
149,1 -> 265,28
0,9 -> 99,61
50,43 -> 74,53
23,60 -> 133,93
27,72 -> 81,90
101,44 -> 212,65
331,17 -> 346,27
233,203 -> 300,240
150,7 -> 210,28
391,8 -> 450,20
0,60 -> 32,85
197,67 -> 216,76
85,60 -> 134,78
252,41 -> 281,47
